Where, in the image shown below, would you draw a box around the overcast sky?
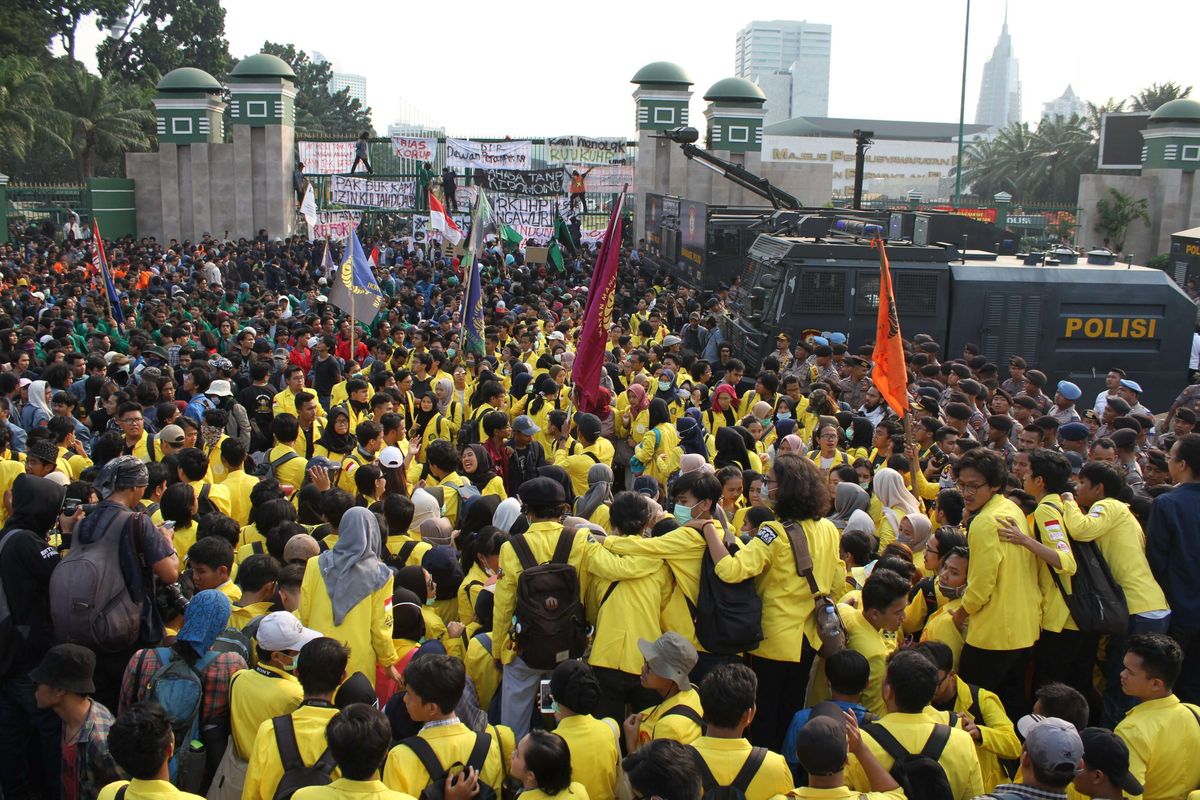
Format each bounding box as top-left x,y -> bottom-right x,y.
72,0 -> 1198,138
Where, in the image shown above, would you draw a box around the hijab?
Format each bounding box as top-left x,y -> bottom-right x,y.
842,509 -> 877,544
676,416 -> 708,456
714,426 -> 751,471
627,383 -> 650,414
828,483 -> 871,530
410,488 -> 440,531
654,369 -> 678,405
316,407 -> 356,455
27,380 -> 52,418
493,497 -> 523,533
574,463 -> 614,521
318,506 -> 392,625
396,565 -> 430,601
391,587 -> 426,641
900,512 -> 934,553
435,378 -> 454,416
781,434 -> 804,454
510,371 -> 533,402
711,384 -> 738,421
0,474 -> 64,536
412,392 -> 437,436
176,590 -> 233,658
773,418 -> 797,440
464,443 -> 496,490
873,468 -> 921,516
679,453 -> 712,475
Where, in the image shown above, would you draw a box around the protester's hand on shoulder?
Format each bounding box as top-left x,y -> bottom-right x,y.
997,515 -> 1028,547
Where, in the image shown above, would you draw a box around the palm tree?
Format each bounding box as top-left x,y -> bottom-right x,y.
1085,98 -> 1126,135
1129,82 -> 1193,112
0,56 -> 52,163
1028,114 -> 1095,203
1093,188 -> 1150,253
44,64 -> 153,181
960,122 -> 1039,201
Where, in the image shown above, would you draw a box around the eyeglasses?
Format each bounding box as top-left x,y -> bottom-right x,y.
120,417 -> 144,425
955,481 -> 988,495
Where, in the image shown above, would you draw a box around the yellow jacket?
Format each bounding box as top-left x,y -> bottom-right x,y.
292,778 -> 415,800
491,521 -> 594,665
221,468 -> 259,526
229,664 -> 303,760
554,714 -> 621,800
931,677 -> 1021,793
273,389 -> 327,419
244,705 -> 340,800
1061,497 -> 1169,615
555,438 -> 616,497
961,493 -> 1041,650
604,527 -> 706,649
1029,495 -> 1079,633
466,632 -> 502,710
837,605 -> 897,717
714,518 -> 848,660
690,737 -> 794,800
634,423 -> 681,485
382,722 -> 506,796
1115,694 -> 1200,800
845,712 -> 984,800
298,558 -> 397,685
637,688 -> 704,746
585,547 -> 673,675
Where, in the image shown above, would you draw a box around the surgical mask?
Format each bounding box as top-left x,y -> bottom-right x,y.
659,381 -> 671,392
776,411 -> 791,420
758,484 -> 773,503
447,348 -> 456,358
938,579 -> 967,599
674,501 -> 698,526
859,479 -> 871,489
281,654 -> 298,672
554,354 -> 562,363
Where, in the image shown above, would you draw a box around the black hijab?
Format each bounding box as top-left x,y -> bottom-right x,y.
316,407 -> 356,456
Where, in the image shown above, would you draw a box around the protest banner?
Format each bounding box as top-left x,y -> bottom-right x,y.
298,141 -> 356,174
547,135 -> 627,165
491,195 -> 568,230
331,176 -> 416,210
445,138 -> 532,170
567,164 -> 634,193
476,168 -> 566,197
312,211 -> 361,240
390,136 -> 437,162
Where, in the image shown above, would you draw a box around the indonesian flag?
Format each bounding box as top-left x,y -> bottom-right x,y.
429,192 -> 463,245
369,245 -> 380,267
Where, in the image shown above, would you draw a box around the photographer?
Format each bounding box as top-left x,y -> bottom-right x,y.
0,474 -> 72,800
70,456 -> 180,710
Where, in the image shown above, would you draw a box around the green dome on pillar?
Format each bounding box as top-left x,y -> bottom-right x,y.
1149,98 -> 1200,124
228,52 -> 296,128
1143,98 -> 1200,172
154,67 -> 225,144
703,77 -> 766,105
229,53 -> 296,81
631,61 -> 693,88
156,67 -> 223,94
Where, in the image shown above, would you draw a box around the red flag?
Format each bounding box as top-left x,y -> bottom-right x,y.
870,237 -> 909,415
429,192 -> 463,245
574,192 -> 626,413
369,245 -> 380,267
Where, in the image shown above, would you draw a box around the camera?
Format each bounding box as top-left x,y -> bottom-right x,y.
154,580 -> 190,623
63,498 -> 81,516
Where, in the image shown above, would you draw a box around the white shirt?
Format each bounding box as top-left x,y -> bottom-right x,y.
1190,332 -> 1200,370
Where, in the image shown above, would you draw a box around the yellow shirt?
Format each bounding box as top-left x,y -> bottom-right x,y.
382,722 -> 506,797
386,534 -> 431,568
845,712 -> 984,800
690,737 -> 794,800
229,664 -> 304,759
637,688 -> 704,746
518,785 -> 589,800
1061,497 -> 1169,615
776,787 -> 904,800
553,714 -> 621,800
634,424 -> 681,485
466,632 -> 501,711
1029,494 -> 1079,633
97,779 -> 204,800
293,778 -> 416,800
714,519 -> 848,659
920,598 -> 966,669
221,468 -> 259,526
298,558 -> 397,686
229,600 -> 274,632
555,438 -> 616,497
243,705 -> 340,800
926,677 -> 1022,793
273,389 -> 327,419
961,493 -> 1041,650
189,479 -> 232,518
604,527 -> 707,649
0,459 -> 26,525
586,552 -> 673,675
839,605 -> 896,717
1115,694 -> 1200,800
267,443 -> 308,490
295,418 -> 327,461
492,521 -> 593,665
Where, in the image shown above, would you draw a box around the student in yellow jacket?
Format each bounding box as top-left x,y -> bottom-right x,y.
633,399 -> 681,487
950,449 -> 1041,718
695,454 -> 847,752
297,507 -> 399,688
546,661 -> 622,800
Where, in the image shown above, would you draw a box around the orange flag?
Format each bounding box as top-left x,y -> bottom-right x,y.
870,238 -> 910,415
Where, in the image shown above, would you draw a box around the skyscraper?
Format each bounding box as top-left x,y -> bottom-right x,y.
1042,85 -> 1088,121
735,20 -> 831,119
311,50 -> 369,108
974,13 -> 1021,129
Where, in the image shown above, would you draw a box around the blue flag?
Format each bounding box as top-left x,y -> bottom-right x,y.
91,219 -> 124,326
328,231 -> 384,321
459,190 -> 491,356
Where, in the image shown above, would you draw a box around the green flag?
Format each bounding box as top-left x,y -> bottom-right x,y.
501,224 -> 523,248
548,239 -> 564,273
554,213 -> 576,256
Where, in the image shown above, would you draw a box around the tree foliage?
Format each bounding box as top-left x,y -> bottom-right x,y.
1129,81 -> 1192,112
46,0 -> 125,62
0,0 -> 58,60
96,0 -> 230,86
1094,188 -> 1150,253
0,55 -> 53,163
239,41 -> 374,137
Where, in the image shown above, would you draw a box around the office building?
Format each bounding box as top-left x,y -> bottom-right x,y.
311,50 -> 368,108
1042,85 -> 1088,121
974,15 -> 1021,129
735,20 -> 831,119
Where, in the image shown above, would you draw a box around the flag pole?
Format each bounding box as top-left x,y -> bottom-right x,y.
347,235 -> 356,372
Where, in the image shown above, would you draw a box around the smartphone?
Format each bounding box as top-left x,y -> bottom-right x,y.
539,679 -> 554,714
161,520 -> 176,531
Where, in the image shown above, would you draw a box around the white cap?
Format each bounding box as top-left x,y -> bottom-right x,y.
378,446 -> 404,469
256,611 -> 322,652
207,379 -> 232,397
547,331 -> 565,341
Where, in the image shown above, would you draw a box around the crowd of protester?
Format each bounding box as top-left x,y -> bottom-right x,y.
1,221 -> 1199,800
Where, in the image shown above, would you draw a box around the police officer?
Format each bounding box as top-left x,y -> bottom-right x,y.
773,333 -> 794,374
838,356 -> 872,410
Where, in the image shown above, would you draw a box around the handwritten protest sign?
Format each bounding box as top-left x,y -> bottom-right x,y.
477,168 -> 566,197
567,164 -> 633,193
331,176 -> 416,210
390,136 -> 437,162
298,141 -> 356,174
547,136 -> 627,165
312,211 -> 361,240
445,138 -> 532,170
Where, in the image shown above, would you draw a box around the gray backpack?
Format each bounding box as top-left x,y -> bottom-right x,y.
50,510 -> 143,652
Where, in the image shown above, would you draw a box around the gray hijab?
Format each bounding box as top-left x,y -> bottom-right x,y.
574,463 -> 614,521
318,506 -> 392,625
828,483 -> 871,530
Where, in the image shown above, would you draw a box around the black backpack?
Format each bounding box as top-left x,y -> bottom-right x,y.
684,534 -> 763,656
401,730 -> 497,800
196,484 -> 218,517
510,530 -> 588,670
271,714 -> 337,800
690,746 -> 767,800
1033,499 -> 1129,635
863,723 -> 955,800
254,450 -> 302,479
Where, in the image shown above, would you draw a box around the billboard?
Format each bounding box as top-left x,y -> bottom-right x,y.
762,134 -> 960,199
645,193 -> 664,254
1098,112 -> 1152,170
679,199 -> 707,284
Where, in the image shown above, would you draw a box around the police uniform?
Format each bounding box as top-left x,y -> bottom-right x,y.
838,357 -> 873,409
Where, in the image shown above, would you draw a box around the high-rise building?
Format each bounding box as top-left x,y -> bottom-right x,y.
310,50 -> 368,108
1042,85 -> 1088,121
735,20 -> 831,118
974,14 -> 1021,129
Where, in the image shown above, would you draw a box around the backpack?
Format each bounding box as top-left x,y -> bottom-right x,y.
457,412 -> 481,448
630,427 -> 661,475
142,646 -> 219,791
0,531 -> 26,675
253,450 -> 302,479
782,521 -> 846,657
272,713 -> 337,800
1033,499 -> 1129,635
50,509 -> 143,652
684,534 -> 763,656
509,530 -> 588,670
863,723 -> 955,800
906,577 -> 939,633
196,484 -> 218,517
689,745 -> 767,800
391,539 -> 420,568
401,730 -> 497,800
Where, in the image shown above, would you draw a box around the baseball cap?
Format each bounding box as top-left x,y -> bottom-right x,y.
282,534 -> 320,564
518,476 -> 566,507
1023,717 -> 1083,779
1059,422 -> 1089,442
512,415 -> 540,435
663,335 -> 682,347
547,331 -> 565,342
1057,381 -> 1082,401
157,424 -> 185,447
207,379 -> 233,398
794,703 -> 850,777
637,632 -> 698,692
256,611 -> 322,653
378,446 -> 404,469
1080,727 -> 1143,796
